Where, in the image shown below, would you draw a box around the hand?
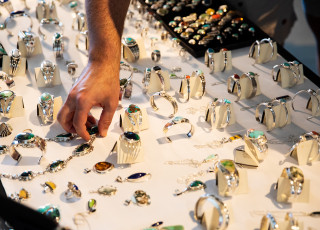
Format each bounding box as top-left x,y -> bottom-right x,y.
58,61 -> 120,141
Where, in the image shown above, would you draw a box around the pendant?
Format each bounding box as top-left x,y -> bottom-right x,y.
174,180 -> 206,196
125,190 -> 151,206
73,142 -> 94,156
51,133 -> 75,142
38,204 -> 60,223
0,122 -> 12,137
19,171 -> 34,181
0,145 -> 9,155
88,199 -> 97,213
93,161 -> 114,174
91,185 -> 117,196
41,181 -> 57,193
10,188 -> 31,202
116,172 -> 151,183
87,125 -> 99,136
47,160 -> 65,173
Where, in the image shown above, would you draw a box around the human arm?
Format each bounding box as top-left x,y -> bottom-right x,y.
58,0 -> 131,141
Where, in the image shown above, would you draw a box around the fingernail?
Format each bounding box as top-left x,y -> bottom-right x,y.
101,129 -> 107,137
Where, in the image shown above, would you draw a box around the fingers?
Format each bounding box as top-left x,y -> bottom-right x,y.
98,106 -> 114,137
57,101 -> 76,133
73,100 -> 93,141
86,114 -> 96,127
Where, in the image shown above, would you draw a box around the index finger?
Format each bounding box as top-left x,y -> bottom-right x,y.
73,103 -> 92,141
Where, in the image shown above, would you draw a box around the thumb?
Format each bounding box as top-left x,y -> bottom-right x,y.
98,107 -> 114,137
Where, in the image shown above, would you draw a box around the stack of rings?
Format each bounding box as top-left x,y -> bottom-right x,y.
249,38 -> 274,63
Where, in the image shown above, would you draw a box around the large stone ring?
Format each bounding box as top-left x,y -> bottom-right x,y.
119,132 -> 142,162
280,166 -> 304,196
163,116 -> 194,143
122,37 -> 140,62
292,89 -> 319,119
4,11 -> 33,36
249,38 -> 274,63
38,92 -> 54,125
272,62 -> 299,84
255,102 -> 276,131
0,90 -> 15,117
52,32 -> 64,58
9,49 -> 21,76
0,70 -> 14,88
216,159 -> 239,196
227,74 -> 241,100
38,18 -> 64,40
72,12 -> 87,32
205,98 -> 231,128
194,194 -> 229,229
40,60 -> 56,87
125,104 -> 143,131
10,130 -> 46,164
64,182 -> 82,199
151,49 -> 161,63
75,30 -> 89,53
142,67 -> 151,94
18,31 -> 35,57
150,91 -> 178,118
244,129 -> 268,161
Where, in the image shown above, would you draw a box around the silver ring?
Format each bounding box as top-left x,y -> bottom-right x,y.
9,49 -> 21,76
152,66 -> 165,91
260,213 -> 279,230
255,102 -> 276,131
38,18 -> 64,40
163,116 -> 194,143
122,37 -> 140,62
292,89 -> 320,119
193,70 -> 206,99
204,48 -> 214,72
4,11 -> 33,36
151,50 -> 161,63
72,12 -> 87,32
0,90 -> 15,117
206,98 -> 231,128
18,31 -> 35,57
270,98 -> 289,128
220,48 -> 228,72
0,0 -> 13,14
216,159 -> 239,196
227,74 -> 241,101
142,68 -> 151,94
64,182 -> 82,199
40,60 -> 56,87
52,32 -> 64,58
280,166 -> 304,196
75,30 -> 89,52
38,92 -> 54,125
244,129 -> 268,161
241,72 -> 258,99
125,104 -> 143,130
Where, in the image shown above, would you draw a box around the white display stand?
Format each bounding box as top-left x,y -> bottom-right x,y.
1,96 -> 24,118
290,139 -> 319,165
234,147 -> 259,167
212,50 -> 232,72
179,76 -> 204,100
37,96 -> 63,124
2,55 -> 27,77
251,41 -> 278,64
307,94 -> 320,116
17,37 -> 43,57
34,66 -> 62,87
216,168 -> 248,197
146,70 -> 170,94
205,103 -> 236,129
115,139 -> 145,164
119,108 -> 149,132
201,204 -> 232,230
275,64 -> 304,88
261,103 -> 292,130
36,3 -> 58,21
276,177 -> 310,203
228,74 -> 261,100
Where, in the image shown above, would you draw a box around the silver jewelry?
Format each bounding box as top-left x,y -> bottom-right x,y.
194,70 -> 206,98
0,0 -> 13,14
220,48 -> 228,72
255,102 -> 276,131
18,31 -> 36,57
122,37 -> 140,62
64,182 -> 81,199
52,32 -> 64,58
9,49 -> 21,76
116,172 -> 151,183
165,154 -> 218,168
72,12 -> 87,32
227,74 -> 241,101
280,166 -> 304,196
0,122 -> 13,137
260,213 -> 279,230
66,61 -> 78,77
216,159 -> 239,196
75,30 -> 89,53
205,98 -> 232,128
152,66 -> 165,91
90,185 -> 117,196
4,11 -> 33,36
0,71 -> 14,88
272,62 -> 300,84
119,132 -> 142,162
150,91 -> 178,118
125,190 -> 151,206
151,49 -> 161,63
163,116 -> 194,143
119,62 -> 133,99
38,18 -> 64,40
142,67 -> 151,93
0,89 -> 15,117
125,104 -> 143,129
249,38 -> 274,63
292,89 -> 319,119
40,60 -> 56,87
38,92 -> 54,125
174,180 -> 206,196
41,181 -> 57,193
244,129 -> 268,161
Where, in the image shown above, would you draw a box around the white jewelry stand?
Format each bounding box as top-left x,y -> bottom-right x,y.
34,66 -> 62,87
252,42 -> 278,64
119,108 -> 149,132
36,4 -> 58,21
179,76 -> 203,99
2,55 -> 27,77
276,64 -> 304,88
212,50 -> 232,72
37,96 -> 63,124
234,147 -> 259,167
1,96 -> 25,118
228,74 -> 261,100
307,94 -> 320,117
201,204 -> 232,230
206,104 -> 236,129
276,177 -> 310,203
115,139 -> 145,164
17,37 -> 43,57
262,103 -> 292,130
146,70 -> 170,94
216,168 -> 248,197
290,139 -> 319,165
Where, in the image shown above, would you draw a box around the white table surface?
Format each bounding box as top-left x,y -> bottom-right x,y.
0,1 -> 319,230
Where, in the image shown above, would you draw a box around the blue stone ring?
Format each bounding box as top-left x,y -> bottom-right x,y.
65,182 -> 82,199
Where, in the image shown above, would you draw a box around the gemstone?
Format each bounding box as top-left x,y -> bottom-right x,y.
19,188 -> 30,199
56,133 -> 73,138
249,130 -> 264,138
199,13 -> 209,20
220,48 -> 228,52
174,27 -> 182,33
173,16 -> 182,22
179,22 -> 189,29
124,37 -> 136,46
189,23 -> 199,29
54,32 -> 61,40
87,125 -> 98,135
202,24 -> 211,30
206,8 -> 215,15
127,172 -> 150,182
16,132 -> 35,141
38,205 -> 60,223
88,199 -> 97,213
151,221 -> 163,228
127,104 -> 140,113
20,171 -> 33,180
221,159 -> 235,172
232,17 -> 243,24
292,60 -> 299,65
45,181 -> 57,191
40,92 -> 53,102
0,90 -> 14,98
97,185 -> 117,196
124,132 -> 140,141
283,62 -> 290,68
312,131 -> 319,136
69,1 -> 78,8
232,33 -> 239,38
233,74 -> 240,79
49,160 -> 65,172
162,226 -> 184,230
185,75 -> 190,79
211,14 -> 221,20
173,116 -> 183,123
197,29 -> 205,35
204,154 -> 218,162
248,71 -> 255,76
249,27 -> 255,32
193,35 -> 201,40
11,11 -> 25,16
75,143 -> 91,154
190,180 -> 205,188
0,145 -> 7,151
229,134 -> 242,141
153,66 -> 161,71
94,161 -> 114,172
120,78 -> 128,86
156,8 -> 169,16
240,23 -> 248,29
216,9 -> 224,15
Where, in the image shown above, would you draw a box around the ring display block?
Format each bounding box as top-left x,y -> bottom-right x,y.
205,103 -> 236,129
34,66 -> 62,87
179,76 -> 203,100
147,70 -> 170,94
276,64 -> 304,88
2,55 -> 27,77
229,74 -> 261,100
17,37 -> 43,57
212,50 -> 232,72
1,95 -> 24,118
290,139 -> 319,165
36,4 -> 58,21
234,147 -> 259,167
116,139 -> 144,165
306,94 -> 320,116
252,42 -> 278,64
261,103 -> 292,130
201,204 -> 232,230
216,168 -> 248,197
276,177 -> 309,203
37,96 -> 62,124
120,108 -> 149,132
